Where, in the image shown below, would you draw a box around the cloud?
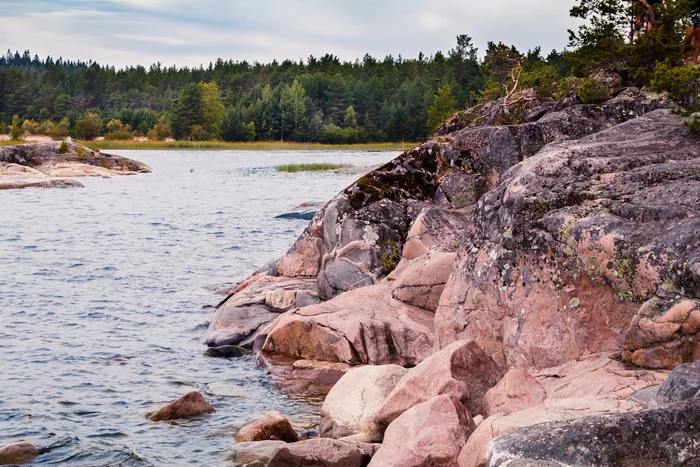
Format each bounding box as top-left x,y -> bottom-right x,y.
0,0 -> 580,68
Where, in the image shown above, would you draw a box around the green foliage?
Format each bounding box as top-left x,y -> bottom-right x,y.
568,0 -> 694,83
651,63 -> 700,107
685,115 -> 700,136
74,112 -> 103,140
104,131 -> 132,140
480,42 -> 525,101
520,62 -> 560,98
276,163 -> 351,172
557,77 -> 611,104
58,140 -> 70,154
21,119 -> 40,135
343,106 -> 358,129
171,84 -> 202,140
381,242 -> 400,273
47,118 -> 71,140
153,116 -> 172,140
0,121 -> 6,135
76,145 -> 86,158
198,82 -> 225,140
427,85 -> 457,134
10,114 -> 22,140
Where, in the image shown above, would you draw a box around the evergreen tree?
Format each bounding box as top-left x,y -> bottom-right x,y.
171,84 -> 201,140
427,85 -> 456,134
197,82 -> 225,139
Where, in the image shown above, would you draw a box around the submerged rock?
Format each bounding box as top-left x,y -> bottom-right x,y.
0,443 -> 39,465
204,345 -> 249,358
0,178 -> 84,190
231,441 -> 287,466
147,391 -> 215,422
486,399 -> 700,467
235,411 -> 299,443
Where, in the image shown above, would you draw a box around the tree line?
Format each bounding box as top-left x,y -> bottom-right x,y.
0,37 -> 570,143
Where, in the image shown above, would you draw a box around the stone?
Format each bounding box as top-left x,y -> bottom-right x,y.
370,395 -> 475,467
0,178 -> 84,190
321,365 -> 408,441
0,443 -> 39,465
267,438 -> 379,467
147,391 -> 215,421
486,399 -> 700,467
204,345 -> 248,358
391,251 -> 456,312
206,381 -> 248,398
655,360 -> 700,405
263,284 -> 435,366
401,207 -> 472,261
257,353 -> 353,397
483,368 -> 547,417
236,411 -> 299,443
318,258 -> 376,301
231,441 -> 287,466
458,397 -> 640,467
375,340 -> 504,429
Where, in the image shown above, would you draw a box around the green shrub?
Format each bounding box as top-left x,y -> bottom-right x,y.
10,114 -> 23,140
104,131 -> 132,141
685,116 -> 700,137
58,140 -> 70,154
651,63 -> 700,108
557,77 -> 609,104
76,145 -> 86,158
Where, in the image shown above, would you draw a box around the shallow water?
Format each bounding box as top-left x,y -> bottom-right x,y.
0,150 -> 398,466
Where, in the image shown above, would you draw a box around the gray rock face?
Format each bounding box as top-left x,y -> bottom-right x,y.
655,361 -> 700,405
487,399 -> 700,467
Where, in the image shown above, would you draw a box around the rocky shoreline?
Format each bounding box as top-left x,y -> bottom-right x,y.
0,141 -> 150,190
187,84 -> 700,466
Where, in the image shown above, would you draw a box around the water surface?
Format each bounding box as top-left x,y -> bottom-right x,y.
0,150 -> 398,465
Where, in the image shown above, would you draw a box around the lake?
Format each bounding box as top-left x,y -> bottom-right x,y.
0,150 -> 398,466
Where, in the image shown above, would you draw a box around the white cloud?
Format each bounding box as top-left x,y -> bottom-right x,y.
0,0 -> 581,68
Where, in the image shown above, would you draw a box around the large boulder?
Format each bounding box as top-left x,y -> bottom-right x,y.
483,368 -> 547,417
266,438 -> 379,467
655,360 -> 700,405
375,340 -> 504,429
262,284 -> 435,366
391,251 -> 457,312
321,365 -> 408,442
458,397 -> 640,467
203,276 -> 317,348
437,109 -> 700,370
486,399 -> 700,467
147,391 -> 214,421
369,395 -> 475,467
235,411 -> 299,443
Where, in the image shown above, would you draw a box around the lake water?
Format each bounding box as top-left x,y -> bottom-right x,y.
0,150 -> 398,466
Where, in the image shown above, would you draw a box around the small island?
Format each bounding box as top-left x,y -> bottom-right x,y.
0,141 -> 151,190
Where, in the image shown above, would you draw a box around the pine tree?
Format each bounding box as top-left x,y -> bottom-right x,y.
171,84 -> 201,140
427,85 -> 456,134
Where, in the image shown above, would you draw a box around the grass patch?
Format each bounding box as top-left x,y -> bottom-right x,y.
76,140 -> 412,151
277,163 -> 352,173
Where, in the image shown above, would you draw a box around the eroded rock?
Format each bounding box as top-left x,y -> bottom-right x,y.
483,368 -> 547,417
266,438 -> 379,467
655,360 -> 700,405
391,251 -> 456,312
236,411 -> 299,443
321,365 -> 408,441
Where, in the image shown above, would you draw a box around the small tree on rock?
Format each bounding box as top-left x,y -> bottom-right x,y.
427,85 -> 457,134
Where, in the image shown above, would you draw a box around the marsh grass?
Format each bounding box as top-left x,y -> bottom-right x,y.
276,163 -> 352,173
75,140 -> 412,151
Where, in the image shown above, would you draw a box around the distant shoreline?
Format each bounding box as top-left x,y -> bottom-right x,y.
0,139 -> 413,152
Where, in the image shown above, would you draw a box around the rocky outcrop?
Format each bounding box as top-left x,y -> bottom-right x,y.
375,340 -> 503,428
0,141 -> 150,173
370,395 -> 475,467
262,284 -> 435,366
391,251 -> 456,312
147,391 -> 214,421
320,365 -> 408,442
437,109 -> 700,369
235,411 -> 299,443
486,399 -> 700,467
266,438 -> 379,467
0,178 -> 84,190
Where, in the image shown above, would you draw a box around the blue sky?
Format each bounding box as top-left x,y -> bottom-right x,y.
0,0 -> 580,68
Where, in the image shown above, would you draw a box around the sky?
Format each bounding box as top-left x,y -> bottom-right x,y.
0,0 -> 581,69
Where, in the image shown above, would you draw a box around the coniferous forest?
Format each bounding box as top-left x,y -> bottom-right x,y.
0,37 -> 571,143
